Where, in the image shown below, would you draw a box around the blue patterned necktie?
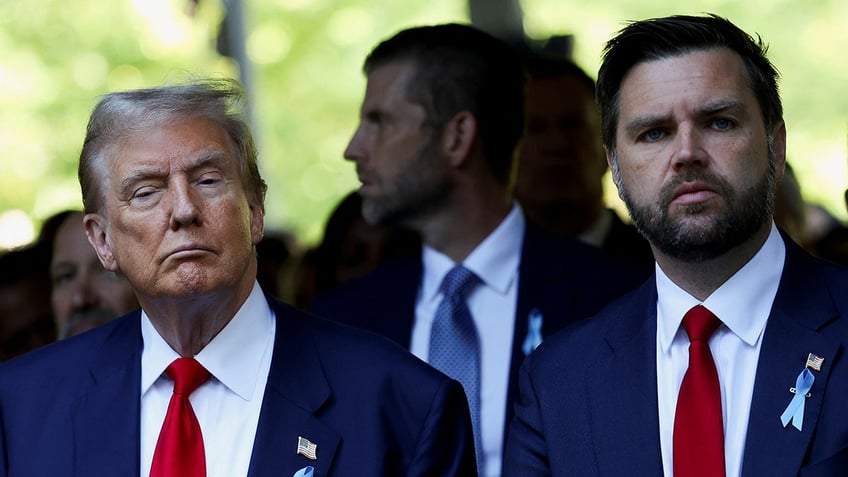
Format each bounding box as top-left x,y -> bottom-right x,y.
428,265 -> 482,469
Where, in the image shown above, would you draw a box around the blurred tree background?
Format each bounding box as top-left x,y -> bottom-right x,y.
1,0 -> 846,249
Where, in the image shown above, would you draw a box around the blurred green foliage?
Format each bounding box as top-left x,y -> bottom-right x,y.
1,0 -> 846,249
0,0 -> 465,247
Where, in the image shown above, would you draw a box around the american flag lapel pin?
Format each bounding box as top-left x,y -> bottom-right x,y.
297,436 -> 318,460
806,353 -> 824,372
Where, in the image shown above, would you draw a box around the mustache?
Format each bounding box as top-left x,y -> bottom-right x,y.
658,171 -> 732,208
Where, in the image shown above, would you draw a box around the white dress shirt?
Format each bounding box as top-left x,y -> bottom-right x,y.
656,224 -> 785,477
140,282 -> 275,477
412,204 -> 524,477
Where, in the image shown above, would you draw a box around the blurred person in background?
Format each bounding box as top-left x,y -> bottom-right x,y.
514,53 -> 653,268
314,23 -> 649,476
0,242 -> 55,360
39,210 -> 139,338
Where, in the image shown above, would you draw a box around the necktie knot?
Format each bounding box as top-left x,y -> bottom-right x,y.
682,305 -> 722,342
167,358 -> 210,396
441,265 -> 479,299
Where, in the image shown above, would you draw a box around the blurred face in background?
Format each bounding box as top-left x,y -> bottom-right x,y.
50,212 -> 138,338
516,73 -> 607,210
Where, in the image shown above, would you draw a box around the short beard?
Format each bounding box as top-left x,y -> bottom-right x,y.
610,141 -> 777,263
361,139 -> 451,228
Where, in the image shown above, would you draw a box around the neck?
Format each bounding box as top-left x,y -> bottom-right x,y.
415,188 -> 512,264
654,223 -> 772,301
140,276 -> 256,357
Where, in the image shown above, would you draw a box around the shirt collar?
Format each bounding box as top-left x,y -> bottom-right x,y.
657,223 -> 785,352
140,281 -> 275,401
420,203 -> 525,303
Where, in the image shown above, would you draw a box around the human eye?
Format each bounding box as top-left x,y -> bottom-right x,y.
127,184 -> 157,203
50,267 -> 76,287
197,171 -> 224,187
711,117 -> 735,131
638,129 -> 666,143
365,111 -> 385,128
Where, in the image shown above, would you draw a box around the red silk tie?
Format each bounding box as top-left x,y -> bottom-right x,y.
150,357 -> 211,477
673,305 -> 725,477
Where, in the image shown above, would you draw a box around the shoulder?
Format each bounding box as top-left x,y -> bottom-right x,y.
272,297 -> 451,389
523,221 -> 652,279
523,282 -> 653,378
309,257 -> 421,333
312,257 -> 420,306
0,312 -> 139,398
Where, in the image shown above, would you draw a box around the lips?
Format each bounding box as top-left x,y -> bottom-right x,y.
672,182 -> 717,205
355,170 -> 376,194
165,244 -> 212,260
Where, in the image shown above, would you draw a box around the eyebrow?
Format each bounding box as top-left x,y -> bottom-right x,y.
623,98 -> 745,137
118,150 -> 229,196
696,98 -> 744,116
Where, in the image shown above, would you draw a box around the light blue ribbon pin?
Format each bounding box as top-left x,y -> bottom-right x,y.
293,466 -> 314,477
522,308 -> 543,356
780,368 -> 814,431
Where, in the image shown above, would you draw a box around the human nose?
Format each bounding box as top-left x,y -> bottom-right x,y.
169,180 -> 202,229
70,275 -> 98,311
343,126 -> 366,163
672,125 -> 708,171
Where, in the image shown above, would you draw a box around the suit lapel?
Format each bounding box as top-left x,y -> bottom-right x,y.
742,242 -> 842,475
71,314 -> 143,476
586,282 -> 664,475
503,225 -> 572,443
248,299 -> 340,477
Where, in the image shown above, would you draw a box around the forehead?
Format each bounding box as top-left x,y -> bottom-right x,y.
52,214 -> 90,258
363,61 -> 420,109
528,74 -> 596,112
617,48 -> 756,120
107,116 -> 236,175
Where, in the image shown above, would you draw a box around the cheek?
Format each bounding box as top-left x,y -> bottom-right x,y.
50,291 -> 67,313
619,162 -> 657,198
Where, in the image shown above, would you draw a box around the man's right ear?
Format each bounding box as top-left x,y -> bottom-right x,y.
83,213 -> 119,272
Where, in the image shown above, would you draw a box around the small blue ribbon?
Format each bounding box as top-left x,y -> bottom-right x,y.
522,308 -> 543,356
780,368 -> 814,431
293,466 -> 314,477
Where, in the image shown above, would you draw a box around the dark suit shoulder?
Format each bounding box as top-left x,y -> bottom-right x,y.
266,298 -> 477,475
278,298 -> 452,390
309,257 -> 421,344
0,313 -> 139,394
523,279 -> 654,376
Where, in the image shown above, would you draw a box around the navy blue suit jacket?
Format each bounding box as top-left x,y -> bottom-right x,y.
504,237 -> 848,476
311,223 -> 651,450
0,297 -> 476,476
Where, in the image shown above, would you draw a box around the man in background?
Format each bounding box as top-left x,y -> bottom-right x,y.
314,23 -> 648,476
40,210 -> 138,338
0,243 -> 54,360
514,54 -> 653,267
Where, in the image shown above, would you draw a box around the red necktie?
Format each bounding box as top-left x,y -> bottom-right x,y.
673,305 -> 726,477
150,357 -> 211,477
